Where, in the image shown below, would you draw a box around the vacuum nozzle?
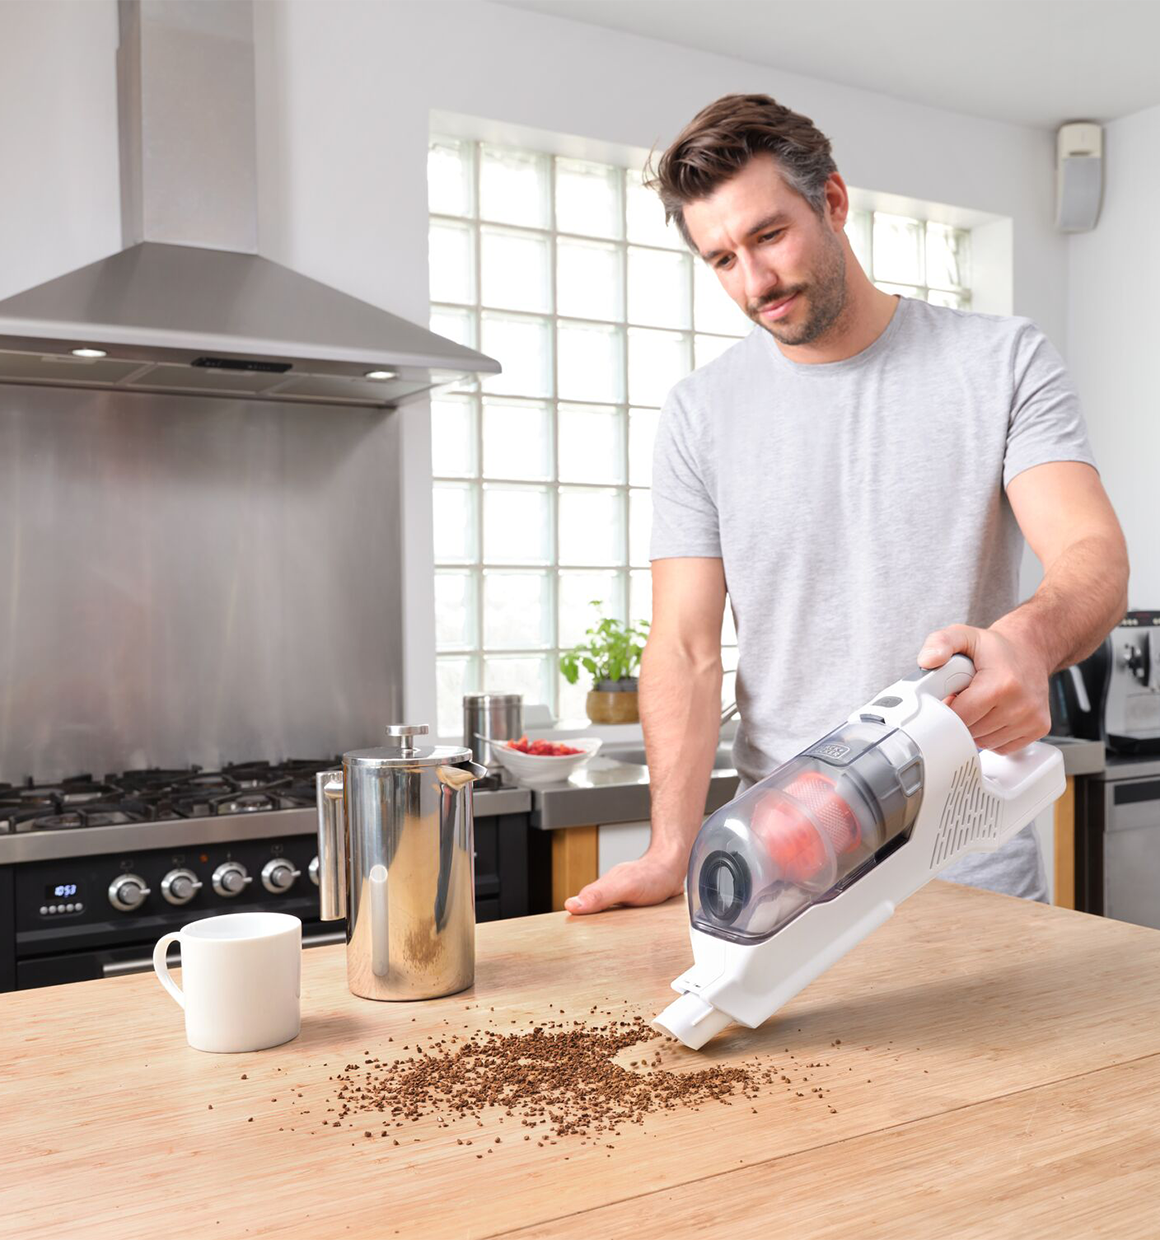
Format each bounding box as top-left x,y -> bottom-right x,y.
652,992 -> 734,1050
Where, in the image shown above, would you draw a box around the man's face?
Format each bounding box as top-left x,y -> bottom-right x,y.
682,155 -> 848,347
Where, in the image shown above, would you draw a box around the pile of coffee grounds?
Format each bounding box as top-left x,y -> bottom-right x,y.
305,1012 -> 835,1146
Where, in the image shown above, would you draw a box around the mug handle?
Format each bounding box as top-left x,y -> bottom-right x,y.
153,932 -> 184,1009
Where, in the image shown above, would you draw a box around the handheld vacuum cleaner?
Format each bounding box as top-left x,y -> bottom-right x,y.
654,656 -> 1065,1050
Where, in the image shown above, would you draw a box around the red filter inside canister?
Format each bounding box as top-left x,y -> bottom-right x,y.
750,770 -> 862,887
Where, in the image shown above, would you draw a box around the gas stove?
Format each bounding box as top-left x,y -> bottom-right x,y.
0,759 -> 336,834
0,759 -> 344,993
0,759 -> 537,993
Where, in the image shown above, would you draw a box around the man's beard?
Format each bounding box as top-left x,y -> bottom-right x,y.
748,232 -> 848,347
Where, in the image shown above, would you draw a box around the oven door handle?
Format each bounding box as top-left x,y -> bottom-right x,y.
100,928 -> 348,977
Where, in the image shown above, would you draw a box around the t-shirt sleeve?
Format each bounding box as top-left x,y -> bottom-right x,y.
1003,320 -> 1097,488
649,387 -> 722,560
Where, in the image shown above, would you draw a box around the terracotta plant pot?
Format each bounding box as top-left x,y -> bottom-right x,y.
586,679 -> 639,724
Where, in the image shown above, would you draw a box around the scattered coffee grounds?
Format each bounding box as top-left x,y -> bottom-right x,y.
308,1013 -> 826,1145
215,1004 -> 854,1154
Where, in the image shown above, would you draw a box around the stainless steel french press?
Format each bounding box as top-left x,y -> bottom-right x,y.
315,725 -> 486,1001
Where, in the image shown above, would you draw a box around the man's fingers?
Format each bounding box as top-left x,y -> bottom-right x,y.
973,725 -> 1027,752
917,637 -> 951,667
992,736 -> 1036,756
952,685 -> 1049,743
565,870 -> 633,914
564,857 -> 686,916
564,882 -> 607,915
918,623 -> 980,668
952,694 -> 1001,732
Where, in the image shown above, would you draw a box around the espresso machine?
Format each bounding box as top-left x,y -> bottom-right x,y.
1054,612 -> 1160,755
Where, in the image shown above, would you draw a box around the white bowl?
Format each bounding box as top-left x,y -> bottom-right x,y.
492,737 -> 603,786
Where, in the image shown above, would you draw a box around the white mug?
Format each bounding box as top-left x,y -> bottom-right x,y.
153,912 -> 302,1053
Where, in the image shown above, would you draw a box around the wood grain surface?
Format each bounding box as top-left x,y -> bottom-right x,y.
2,881 -> 1159,1240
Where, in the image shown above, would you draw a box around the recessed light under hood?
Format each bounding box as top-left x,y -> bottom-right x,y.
0,1 -> 499,409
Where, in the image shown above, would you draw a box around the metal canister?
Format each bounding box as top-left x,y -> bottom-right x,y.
462,692 -> 523,767
315,724 -> 485,1001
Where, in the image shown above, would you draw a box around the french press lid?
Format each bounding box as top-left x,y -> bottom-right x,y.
344,724 -> 472,768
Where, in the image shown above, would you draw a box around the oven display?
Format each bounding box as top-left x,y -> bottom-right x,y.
45,882 -> 81,901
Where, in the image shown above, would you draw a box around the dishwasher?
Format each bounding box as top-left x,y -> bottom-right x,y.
1076,754 -> 1160,929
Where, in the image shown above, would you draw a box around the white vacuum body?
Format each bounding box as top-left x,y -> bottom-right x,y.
654,656 -> 1065,1050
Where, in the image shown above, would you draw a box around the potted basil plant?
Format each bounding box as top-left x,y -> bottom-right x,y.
559,602 -> 650,724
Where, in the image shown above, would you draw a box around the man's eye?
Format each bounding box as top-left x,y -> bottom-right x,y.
715,256 -> 733,270
761,230 -> 784,242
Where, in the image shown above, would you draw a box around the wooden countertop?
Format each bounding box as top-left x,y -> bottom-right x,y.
3,882 -> 1160,1239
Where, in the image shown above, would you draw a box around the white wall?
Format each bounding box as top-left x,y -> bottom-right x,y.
0,1 -> 122,299
250,0 -> 1072,723
1066,103 -> 1160,606
1,0 -> 1076,725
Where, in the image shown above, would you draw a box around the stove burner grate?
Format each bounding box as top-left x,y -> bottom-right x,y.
0,757 -> 341,833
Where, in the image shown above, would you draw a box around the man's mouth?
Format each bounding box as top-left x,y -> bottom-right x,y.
756,292 -> 799,321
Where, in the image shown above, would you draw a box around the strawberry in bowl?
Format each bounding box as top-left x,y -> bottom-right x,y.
493,734 -> 603,785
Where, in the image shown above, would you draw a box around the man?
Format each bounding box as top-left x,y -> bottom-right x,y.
565,93 -> 1128,915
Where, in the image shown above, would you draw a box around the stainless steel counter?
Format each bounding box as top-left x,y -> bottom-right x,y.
1047,736 -> 1105,776
523,735 -> 1106,831
528,756 -> 739,830
0,737 -> 1102,860
0,785 -> 532,865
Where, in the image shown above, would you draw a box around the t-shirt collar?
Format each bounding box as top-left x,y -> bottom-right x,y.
760,294 -> 909,377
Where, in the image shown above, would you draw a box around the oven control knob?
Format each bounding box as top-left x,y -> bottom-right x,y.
261,858 -> 301,894
212,862 -> 252,898
108,873 -> 151,912
308,856 -> 320,887
161,868 -> 203,906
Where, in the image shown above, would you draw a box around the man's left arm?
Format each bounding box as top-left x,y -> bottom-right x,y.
917,460 -> 1129,754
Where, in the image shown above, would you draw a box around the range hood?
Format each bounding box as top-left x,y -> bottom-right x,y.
0,1 -> 499,408
0,243 -> 499,408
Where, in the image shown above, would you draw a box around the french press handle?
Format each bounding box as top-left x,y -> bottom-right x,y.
316,770 -> 346,921
385,724 -> 429,757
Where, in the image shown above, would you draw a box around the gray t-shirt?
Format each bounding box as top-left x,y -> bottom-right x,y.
650,296 -> 1096,902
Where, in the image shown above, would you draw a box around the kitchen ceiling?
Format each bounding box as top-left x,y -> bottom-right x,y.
495,0 -> 1160,129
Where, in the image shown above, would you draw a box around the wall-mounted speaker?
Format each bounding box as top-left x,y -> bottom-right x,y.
1056,122 -> 1103,233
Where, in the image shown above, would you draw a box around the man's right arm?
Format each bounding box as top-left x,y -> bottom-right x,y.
563,557 -> 726,915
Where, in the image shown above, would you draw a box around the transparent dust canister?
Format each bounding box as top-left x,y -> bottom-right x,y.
688,720 -> 925,943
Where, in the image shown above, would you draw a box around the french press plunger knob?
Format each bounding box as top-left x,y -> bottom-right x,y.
384,724 -> 429,757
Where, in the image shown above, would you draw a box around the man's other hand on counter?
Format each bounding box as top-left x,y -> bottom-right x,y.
564,848 -> 686,915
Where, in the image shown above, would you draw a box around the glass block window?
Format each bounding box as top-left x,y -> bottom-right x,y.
844,210 -> 971,308
429,139 -> 974,736
429,136 -> 750,734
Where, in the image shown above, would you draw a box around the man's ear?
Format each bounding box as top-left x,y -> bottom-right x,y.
824,172 -> 849,232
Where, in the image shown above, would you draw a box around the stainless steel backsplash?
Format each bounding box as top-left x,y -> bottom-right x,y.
0,384 -> 403,782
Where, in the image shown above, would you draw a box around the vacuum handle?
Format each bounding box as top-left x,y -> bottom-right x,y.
909,653 -> 976,700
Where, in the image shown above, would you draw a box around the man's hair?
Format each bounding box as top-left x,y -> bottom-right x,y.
643,94 -> 838,251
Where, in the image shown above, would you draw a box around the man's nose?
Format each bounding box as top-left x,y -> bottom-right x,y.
739,252 -> 779,304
